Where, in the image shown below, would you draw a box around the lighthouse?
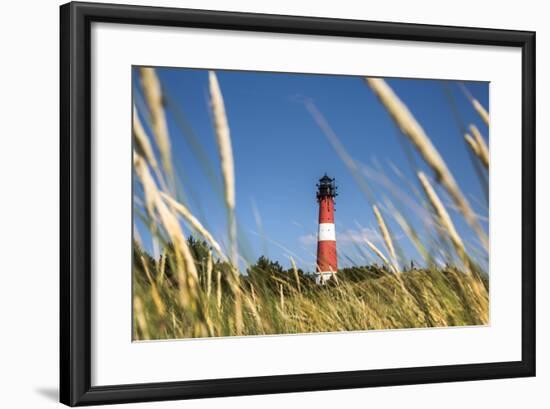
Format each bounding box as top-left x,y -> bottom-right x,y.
315,174 -> 338,284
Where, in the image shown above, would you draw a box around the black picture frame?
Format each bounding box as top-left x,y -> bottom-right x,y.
60,1 -> 536,406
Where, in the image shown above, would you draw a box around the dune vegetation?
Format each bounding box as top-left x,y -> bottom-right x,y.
132,68 -> 490,340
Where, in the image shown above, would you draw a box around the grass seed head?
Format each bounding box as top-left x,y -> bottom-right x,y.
469,124 -> 489,169
366,77 -> 487,249
139,67 -> 173,179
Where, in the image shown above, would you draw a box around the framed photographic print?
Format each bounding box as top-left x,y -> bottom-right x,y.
60,1 -> 536,406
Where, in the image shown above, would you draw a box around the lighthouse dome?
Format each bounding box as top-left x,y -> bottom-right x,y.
316,174 -> 338,200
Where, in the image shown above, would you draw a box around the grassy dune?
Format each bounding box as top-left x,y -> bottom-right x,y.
132,68 -> 490,340
133,249 -> 488,340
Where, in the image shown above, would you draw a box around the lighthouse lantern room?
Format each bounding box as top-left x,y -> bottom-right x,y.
315,174 -> 338,284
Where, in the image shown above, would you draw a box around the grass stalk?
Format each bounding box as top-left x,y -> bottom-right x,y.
209,71 -> 237,267
417,171 -> 470,273
139,67 -> 174,183
366,77 -> 487,250
372,204 -> 399,272
469,124 -> 490,169
160,192 -> 227,260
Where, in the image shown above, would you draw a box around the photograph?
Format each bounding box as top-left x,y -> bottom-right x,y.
0,0 -> 542,406
132,67 -> 490,341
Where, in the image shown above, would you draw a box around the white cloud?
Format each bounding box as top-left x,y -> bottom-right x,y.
298,233 -> 317,246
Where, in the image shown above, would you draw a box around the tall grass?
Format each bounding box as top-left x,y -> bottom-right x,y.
134,258 -> 488,339
132,69 -> 489,340
365,78 -> 488,250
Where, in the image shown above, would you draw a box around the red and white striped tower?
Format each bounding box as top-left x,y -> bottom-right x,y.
316,174 -> 338,284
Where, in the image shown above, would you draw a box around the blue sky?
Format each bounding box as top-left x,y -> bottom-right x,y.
133,67 -> 489,272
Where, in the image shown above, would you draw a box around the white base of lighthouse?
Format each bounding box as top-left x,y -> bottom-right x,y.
315,271 -> 335,285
